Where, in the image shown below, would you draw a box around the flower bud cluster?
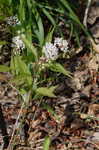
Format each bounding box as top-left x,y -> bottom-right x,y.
43,37 -> 68,60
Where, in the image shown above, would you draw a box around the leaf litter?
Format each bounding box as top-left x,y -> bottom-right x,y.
0,49 -> 99,150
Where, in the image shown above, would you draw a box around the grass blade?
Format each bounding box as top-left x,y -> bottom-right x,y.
43,136 -> 51,150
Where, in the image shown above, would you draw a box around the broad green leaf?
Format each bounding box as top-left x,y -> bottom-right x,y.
0,65 -> 10,72
36,86 -> 57,97
21,34 -> 38,61
10,74 -> 32,86
48,62 -> 72,78
16,56 -> 29,74
10,56 -> 32,86
43,136 -> 51,150
16,56 -> 32,85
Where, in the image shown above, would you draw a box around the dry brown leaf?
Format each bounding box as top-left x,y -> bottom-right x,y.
0,74 -> 8,81
88,104 -> 99,117
81,85 -> 91,97
31,120 -> 40,129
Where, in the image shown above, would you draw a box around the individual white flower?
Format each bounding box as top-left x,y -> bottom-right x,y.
54,37 -> 68,52
11,35 -> 25,50
6,15 -> 20,26
43,42 -> 58,60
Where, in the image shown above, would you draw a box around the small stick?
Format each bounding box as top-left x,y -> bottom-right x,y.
83,0 -> 92,28
7,102 -> 24,150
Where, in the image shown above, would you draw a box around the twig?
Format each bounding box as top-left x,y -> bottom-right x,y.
7,102 -> 24,150
83,0 -> 92,28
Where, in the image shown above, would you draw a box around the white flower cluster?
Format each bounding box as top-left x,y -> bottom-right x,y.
54,37 -> 68,52
6,15 -> 25,55
43,43 -> 59,60
43,37 -> 68,60
11,35 -> 25,53
6,15 -> 20,26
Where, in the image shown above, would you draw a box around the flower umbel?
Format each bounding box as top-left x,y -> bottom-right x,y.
43,43 -> 58,60
43,37 -> 68,60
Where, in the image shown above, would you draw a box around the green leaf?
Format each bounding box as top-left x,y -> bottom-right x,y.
0,41 -> 8,45
21,90 -> 31,104
16,57 -> 29,74
74,28 -> 80,47
17,57 -> 32,85
19,0 -> 25,23
36,86 -> 57,98
45,27 -> 55,43
0,65 -> 10,72
32,6 -> 44,46
10,74 -> 32,86
10,56 -> 32,86
59,0 -> 89,37
0,16 -> 6,21
60,0 -> 79,23
10,56 -> 15,75
42,8 -> 55,26
43,136 -> 51,150
48,62 -> 72,78
21,34 -> 38,61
